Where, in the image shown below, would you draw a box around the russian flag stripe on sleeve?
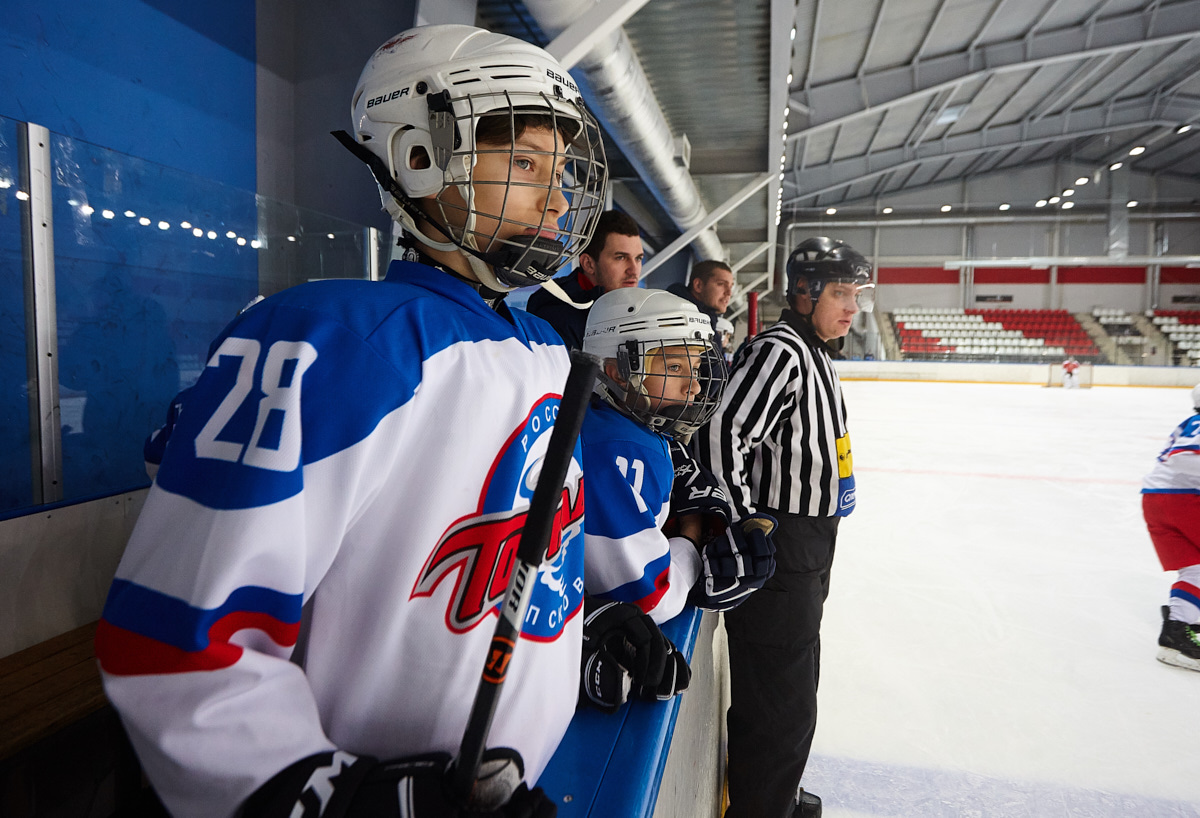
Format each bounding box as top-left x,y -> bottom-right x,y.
599,553 -> 671,613
97,579 -> 302,676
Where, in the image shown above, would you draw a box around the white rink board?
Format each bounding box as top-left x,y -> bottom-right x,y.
804,380 -> 1200,817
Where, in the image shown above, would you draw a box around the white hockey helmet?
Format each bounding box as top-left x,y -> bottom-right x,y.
583,288 -> 726,442
336,24 -> 608,292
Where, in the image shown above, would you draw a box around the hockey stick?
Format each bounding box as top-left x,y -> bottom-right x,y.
451,348 -> 602,807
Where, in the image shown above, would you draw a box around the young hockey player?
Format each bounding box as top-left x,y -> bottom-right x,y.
577,289 -> 776,709
1142,383 -> 1200,672
93,24 -> 675,818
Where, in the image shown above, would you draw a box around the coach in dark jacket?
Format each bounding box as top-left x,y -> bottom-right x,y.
526,210 -> 643,348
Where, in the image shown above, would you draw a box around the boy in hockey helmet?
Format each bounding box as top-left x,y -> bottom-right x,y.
1141,383 -> 1200,672
96,25 -> 661,818
575,288 -> 776,711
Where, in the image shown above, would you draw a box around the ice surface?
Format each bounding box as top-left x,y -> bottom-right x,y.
800,379 -> 1200,817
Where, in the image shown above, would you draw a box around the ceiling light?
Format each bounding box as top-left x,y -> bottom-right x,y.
999,203 -> 1010,211
1129,146 -> 1145,155
1109,162 -> 1123,171
790,27 -> 796,40
940,204 -> 952,212
192,227 -> 203,237
237,237 -> 247,246
251,239 -> 262,249
1062,189 -> 1075,196
882,207 -> 893,214
287,235 -> 297,242
226,231 -> 236,239
826,207 -> 837,215
1075,177 -> 1089,186
1061,201 -> 1075,209
1049,196 -> 1060,204
80,205 -> 94,216
16,191 -> 29,201
124,210 -> 136,218
1127,200 -> 1138,208
1036,199 -> 1048,207
157,220 -> 170,230
138,217 -> 151,226
1177,124 -> 1192,134
102,210 -> 115,219
786,73 -> 794,84
207,230 -> 217,239
180,221 -> 191,229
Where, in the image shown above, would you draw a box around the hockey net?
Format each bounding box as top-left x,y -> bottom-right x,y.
1045,362 -> 1094,388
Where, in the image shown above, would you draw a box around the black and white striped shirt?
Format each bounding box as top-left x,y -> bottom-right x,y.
698,310 -> 850,518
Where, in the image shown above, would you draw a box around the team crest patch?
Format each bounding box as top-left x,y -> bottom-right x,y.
412,395 -> 585,639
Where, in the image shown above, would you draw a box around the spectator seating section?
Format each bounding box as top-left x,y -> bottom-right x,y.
1152,310 -> 1200,364
892,308 -> 1100,361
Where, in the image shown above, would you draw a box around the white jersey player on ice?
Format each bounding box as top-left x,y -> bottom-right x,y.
94,25 -> 673,818
1141,383 -> 1200,672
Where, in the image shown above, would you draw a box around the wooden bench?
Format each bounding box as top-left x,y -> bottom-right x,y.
0,622 -> 109,762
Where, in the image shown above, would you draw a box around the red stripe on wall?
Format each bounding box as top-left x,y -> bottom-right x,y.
1056,267 -> 1144,284
1161,267 -> 1200,284
877,267 -> 958,284
974,268 -> 1051,284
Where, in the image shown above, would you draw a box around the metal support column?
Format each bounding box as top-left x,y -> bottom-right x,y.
20,122 -> 62,504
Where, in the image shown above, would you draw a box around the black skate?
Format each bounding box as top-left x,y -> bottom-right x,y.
792,789 -> 822,817
1158,605 -> 1200,672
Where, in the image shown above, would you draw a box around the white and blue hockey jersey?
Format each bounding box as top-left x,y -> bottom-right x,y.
581,399 -> 701,624
1142,412 -> 1200,494
96,261 -> 586,818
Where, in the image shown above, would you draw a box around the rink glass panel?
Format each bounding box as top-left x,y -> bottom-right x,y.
42,131 -> 382,508
0,116 -> 32,512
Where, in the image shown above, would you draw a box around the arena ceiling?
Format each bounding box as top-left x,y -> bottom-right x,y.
478,0 -> 1200,301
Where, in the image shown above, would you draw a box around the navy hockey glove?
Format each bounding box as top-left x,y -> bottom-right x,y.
243,749 -> 556,818
663,440 -> 731,544
579,597 -> 671,713
687,513 -> 778,611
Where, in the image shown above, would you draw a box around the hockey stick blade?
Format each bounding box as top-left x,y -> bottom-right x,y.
451,348 -> 601,808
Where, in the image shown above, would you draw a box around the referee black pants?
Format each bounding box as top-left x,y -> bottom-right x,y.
723,514 -> 839,818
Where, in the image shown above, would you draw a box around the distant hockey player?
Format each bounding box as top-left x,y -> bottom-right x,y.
92,24 -> 678,818
699,236 -> 874,818
1141,383 -> 1200,672
1062,356 -> 1081,388
579,289 -> 775,628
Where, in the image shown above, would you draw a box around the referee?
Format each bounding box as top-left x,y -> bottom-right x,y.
697,237 -> 874,818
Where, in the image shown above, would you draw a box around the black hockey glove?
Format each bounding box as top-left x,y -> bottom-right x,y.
687,513 -> 778,611
243,748 -> 556,818
580,596 -> 680,712
663,440 -> 731,544
631,638 -> 691,702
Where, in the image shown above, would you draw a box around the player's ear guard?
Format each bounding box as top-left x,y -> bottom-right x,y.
578,597 -> 689,712
688,513 -> 778,612
243,748 -> 556,817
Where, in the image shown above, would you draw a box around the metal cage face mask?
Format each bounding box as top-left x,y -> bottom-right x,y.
609,337 -> 727,443
422,92 -> 608,289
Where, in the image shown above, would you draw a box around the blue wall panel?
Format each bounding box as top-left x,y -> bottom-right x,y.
0,118 -> 31,512
0,0 -> 256,190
